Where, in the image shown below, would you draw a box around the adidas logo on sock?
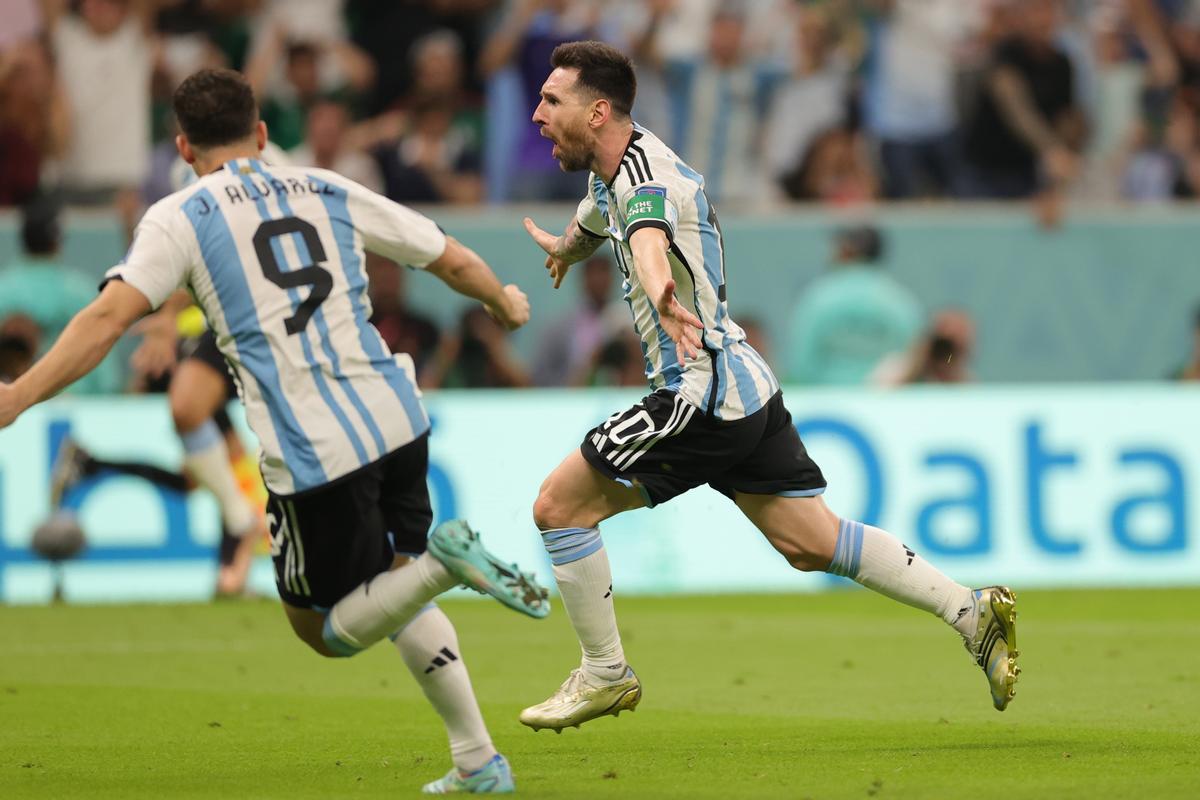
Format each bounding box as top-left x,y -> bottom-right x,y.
424,647 -> 459,674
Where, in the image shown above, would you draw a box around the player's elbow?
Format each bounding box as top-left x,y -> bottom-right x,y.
425,236 -> 471,283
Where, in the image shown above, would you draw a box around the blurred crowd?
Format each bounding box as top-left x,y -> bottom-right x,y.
7,0 -> 1200,215
4,0 -> 1200,394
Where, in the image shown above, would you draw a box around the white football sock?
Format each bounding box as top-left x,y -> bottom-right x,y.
325,552 -> 457,653
392,604 -> 496,773
829,519 -> 977,637
541,527 -> 626,682
181,420 -> 255,537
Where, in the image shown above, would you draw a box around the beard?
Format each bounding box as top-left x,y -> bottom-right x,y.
553,120 -> 594,172
556,144 -> 593,172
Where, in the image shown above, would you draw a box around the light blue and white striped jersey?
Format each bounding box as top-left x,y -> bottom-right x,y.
106,158 -> 444,495
575,125 -> 779,421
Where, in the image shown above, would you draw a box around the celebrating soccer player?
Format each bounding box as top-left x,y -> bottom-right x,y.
0,68 -> 548,795
519,41 -> 1019,733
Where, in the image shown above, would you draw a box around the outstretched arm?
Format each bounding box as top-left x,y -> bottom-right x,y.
627,227 -> 703,363
523,216 -> 606,289
425,236 -> 530,331
0,281 -> 151,428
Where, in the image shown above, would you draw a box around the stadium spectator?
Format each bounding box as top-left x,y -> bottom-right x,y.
582,329 -> 646,387
424,306 -> 531,389
779,125 -> 880,204
0,37 -> 69,207
1076,0 -> 1178,202
479,0 -> 607,201
244,7 -> 375,152
656,2 -> 773,205
365,254 -> 442,381
48,0 -> 158,235
784,224 -> 922,385
762,4 -> 853,199
344,0 -> 494,117
531,255 -> 623,386
288,99 -> 383,192
961,0 -> 1087,200
352,31 -> 484,204
0,326 -> 36,384
1170,303 -> 1200,380
874,308 -> 977,385
861,0 -> 980,199
0,199 -> 119,394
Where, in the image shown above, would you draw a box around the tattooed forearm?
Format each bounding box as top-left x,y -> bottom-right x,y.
553,218 -> 606,264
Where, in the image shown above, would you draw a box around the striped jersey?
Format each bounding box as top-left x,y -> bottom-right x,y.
105,158 -> 444,496
575,124 -> 779,421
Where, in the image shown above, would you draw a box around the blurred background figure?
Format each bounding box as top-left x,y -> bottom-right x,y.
0,199 -> 119,394
244,0 -> 376,152
874,309 -> 977,385
0,34 -> 69,207
48,0 -> 158,237
361,29 -> 485,204
424,306 -> 531,389
288,98 -> 383,191
0,315 -> 39,384
785,224 -> 922,386
761,3 -> 853,202
479,0 -> 609,201
531,255 -> 622,387
861,0 -> 978,199
961,0 -> 1086,201
365,254 -> 443,382
657,2 -> 771,205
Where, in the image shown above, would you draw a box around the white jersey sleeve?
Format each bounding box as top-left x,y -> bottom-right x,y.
617,179 -> 680,244
335,174 -> 447,268
102,201 -> 194,309
574,175 -> 610,238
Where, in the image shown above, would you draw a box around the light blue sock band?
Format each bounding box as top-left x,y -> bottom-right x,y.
829,518 -> 865,578
388,602 -> 438,642
540,527 -> 603,566
180,419 -> 222,454
321,614 -> 364,658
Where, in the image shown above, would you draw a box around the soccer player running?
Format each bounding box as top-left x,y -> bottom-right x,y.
0,68 -> 549,795
519,42 -> 1019,732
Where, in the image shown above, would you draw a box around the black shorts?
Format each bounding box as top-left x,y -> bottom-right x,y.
267,434 -> 433,610
581,390 -> 826,507
182,330 -> 239,402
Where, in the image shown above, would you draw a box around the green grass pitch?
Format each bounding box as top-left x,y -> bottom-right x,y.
2,588 -> 1198,798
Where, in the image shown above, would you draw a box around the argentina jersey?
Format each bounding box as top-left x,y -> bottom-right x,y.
105,158 -> 444,495
574,125 -> 779,421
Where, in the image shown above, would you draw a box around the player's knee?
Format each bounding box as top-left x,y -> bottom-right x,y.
171,399 -> 207,434
533,485 -> 590,530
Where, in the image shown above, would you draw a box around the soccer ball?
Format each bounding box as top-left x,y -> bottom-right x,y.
31,512 -> 87,562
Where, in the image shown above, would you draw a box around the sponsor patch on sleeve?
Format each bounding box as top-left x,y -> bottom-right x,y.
625,187 -> 668,224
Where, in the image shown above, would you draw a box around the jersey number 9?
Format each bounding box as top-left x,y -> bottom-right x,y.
252,217 -> 334,335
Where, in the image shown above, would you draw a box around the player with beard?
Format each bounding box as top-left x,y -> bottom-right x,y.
518,41 -> 1020,733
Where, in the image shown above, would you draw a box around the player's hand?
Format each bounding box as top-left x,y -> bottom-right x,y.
130,330 -> 178,379
486,284 -> 531,331
655,279 -> 704,363
523,217 -> 572,289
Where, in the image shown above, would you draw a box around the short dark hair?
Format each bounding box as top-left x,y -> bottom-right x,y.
550,41 -> 636,118
173,68 -> 259,149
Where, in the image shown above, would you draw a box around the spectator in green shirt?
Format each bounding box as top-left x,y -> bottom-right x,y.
785,225 -> 923,385
0,201 -> 120,394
